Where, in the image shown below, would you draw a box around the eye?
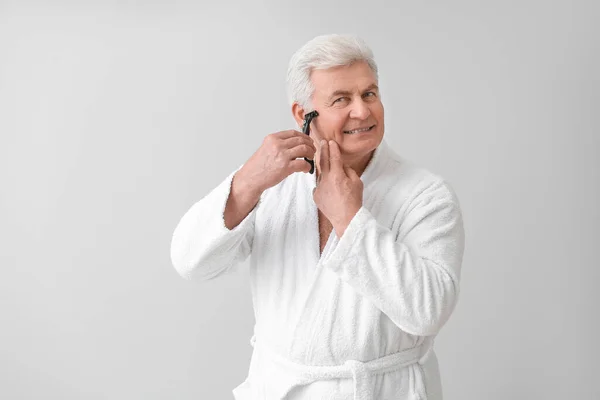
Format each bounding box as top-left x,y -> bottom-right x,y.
333,97 -> 349,104
364,91 -> 376,98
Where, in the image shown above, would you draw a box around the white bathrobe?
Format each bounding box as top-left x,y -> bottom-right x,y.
170,138 -> 465,400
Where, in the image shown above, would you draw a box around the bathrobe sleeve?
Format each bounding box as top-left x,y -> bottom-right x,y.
170,165 -> 260,281
321,179 -> 465,337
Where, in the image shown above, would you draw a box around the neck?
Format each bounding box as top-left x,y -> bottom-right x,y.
316,149 -> 375,179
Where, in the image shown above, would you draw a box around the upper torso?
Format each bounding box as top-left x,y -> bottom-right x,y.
239,139 -> 451,399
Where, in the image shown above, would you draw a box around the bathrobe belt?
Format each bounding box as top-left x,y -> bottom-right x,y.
249,334 -> 434,400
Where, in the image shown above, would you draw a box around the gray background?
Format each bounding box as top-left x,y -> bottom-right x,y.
1,1 -> 598,399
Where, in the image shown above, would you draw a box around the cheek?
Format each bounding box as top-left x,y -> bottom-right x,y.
317,116 -> 345,136
372,102 -> 384,119
331,115 -> 348,132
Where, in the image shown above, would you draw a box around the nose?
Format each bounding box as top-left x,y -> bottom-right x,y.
349,98 -> 371,120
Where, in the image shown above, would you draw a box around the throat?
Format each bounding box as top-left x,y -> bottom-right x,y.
314,152 -> 373,179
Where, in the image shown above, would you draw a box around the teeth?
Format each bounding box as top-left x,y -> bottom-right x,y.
345,126 -> 372,134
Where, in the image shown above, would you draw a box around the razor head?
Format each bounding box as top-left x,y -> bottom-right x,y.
302,110 -> 319,134
305,110 -> 319,120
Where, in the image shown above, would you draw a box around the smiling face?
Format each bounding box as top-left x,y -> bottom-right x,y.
292,60 -> 385,169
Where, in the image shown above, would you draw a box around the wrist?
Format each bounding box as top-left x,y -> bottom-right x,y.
232,169 -> 263,202
334,205 -> 361,237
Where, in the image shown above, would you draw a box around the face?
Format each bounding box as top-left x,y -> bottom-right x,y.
293,60 -> 385,166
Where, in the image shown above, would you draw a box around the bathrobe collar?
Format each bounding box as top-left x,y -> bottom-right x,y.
306,137 -> 392,189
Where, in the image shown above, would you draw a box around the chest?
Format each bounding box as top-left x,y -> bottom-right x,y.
318,211 -> 333,255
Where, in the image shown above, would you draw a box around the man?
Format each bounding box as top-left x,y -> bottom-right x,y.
170,34 -> 465,400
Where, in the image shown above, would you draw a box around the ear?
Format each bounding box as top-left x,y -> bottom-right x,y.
291,102 -> 306,128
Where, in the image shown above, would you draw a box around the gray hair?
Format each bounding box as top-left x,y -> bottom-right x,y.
285,34 -> 379,112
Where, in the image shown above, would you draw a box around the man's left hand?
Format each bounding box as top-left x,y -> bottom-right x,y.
313,140 -> 363,237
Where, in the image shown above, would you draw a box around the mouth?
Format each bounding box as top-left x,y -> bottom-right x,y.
343,125 -> 375,134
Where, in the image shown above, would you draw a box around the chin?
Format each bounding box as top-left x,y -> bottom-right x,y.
341,130 -> 383,151
341,141 -> 378,160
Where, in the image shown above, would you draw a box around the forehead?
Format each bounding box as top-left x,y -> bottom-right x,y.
310,61 -> 377,97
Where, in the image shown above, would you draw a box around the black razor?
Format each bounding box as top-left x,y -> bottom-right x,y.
302,110 -> 319,174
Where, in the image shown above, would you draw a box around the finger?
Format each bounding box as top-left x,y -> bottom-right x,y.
328,140 -> 344,175
284,143 -> 316,160
289,158 -> 312,174
283,135 -> 316,153
277,129 -> 305,139
319,140 -> 330,176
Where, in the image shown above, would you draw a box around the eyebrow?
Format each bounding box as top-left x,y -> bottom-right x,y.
328,83 -> 379,101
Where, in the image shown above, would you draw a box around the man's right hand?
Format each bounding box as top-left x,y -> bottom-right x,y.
224,130 -> 315,230
236,130 -> 317,196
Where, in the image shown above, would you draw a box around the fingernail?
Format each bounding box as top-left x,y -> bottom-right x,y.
320,140 -> 326,146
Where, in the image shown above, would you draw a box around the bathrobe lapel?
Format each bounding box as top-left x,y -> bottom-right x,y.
287,139 -> 391,361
